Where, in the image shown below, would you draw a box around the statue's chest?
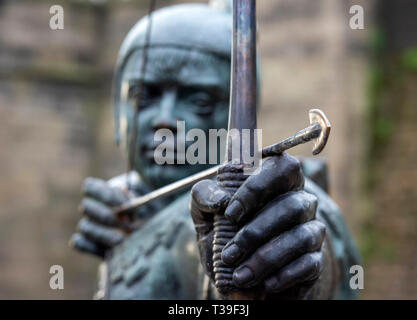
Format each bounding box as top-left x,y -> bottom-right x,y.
101,195 -> 204,300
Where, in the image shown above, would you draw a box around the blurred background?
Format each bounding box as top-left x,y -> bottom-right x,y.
0,0 -> 416,299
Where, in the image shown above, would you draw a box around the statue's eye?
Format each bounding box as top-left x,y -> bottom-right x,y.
186,91 -> 217,116
128,84 -> 161,109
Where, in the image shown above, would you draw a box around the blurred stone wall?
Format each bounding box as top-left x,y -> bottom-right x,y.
0,0 -> 372,298
257,0 -> 372,238
359,0 -> 417,299
0,0 -> 146,299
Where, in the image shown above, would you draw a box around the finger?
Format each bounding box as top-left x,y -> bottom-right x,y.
78,218 -> 125,248
83,178 -> 128,207
69,233 -> 106,258
190,179 -> 230,226
232,220 -> 326,289
222,191 -> 318,265
79,198 -> 123,228
264,252 -> 323,293
225,153 -> 304,225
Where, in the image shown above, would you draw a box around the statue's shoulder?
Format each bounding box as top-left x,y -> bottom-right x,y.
300,158 -> 355,248
302,164 -> 361,300
300,158 -> 329,193
104,191 -> 203,300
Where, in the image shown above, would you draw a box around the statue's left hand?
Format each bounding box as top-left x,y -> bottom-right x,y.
190,153 -> 326,298
70,178 -> 130,258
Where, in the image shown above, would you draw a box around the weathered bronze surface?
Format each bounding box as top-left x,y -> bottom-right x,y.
70,1 -> 361,300
213,0 -> 258,297
115,109 -> 331,216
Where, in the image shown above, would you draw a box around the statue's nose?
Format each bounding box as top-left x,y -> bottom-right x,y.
152,89 -> 178,132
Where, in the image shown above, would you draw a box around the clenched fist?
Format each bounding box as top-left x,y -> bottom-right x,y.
70,178 -> 130,258
190,153 -> 326,298
70,174 -> 160,258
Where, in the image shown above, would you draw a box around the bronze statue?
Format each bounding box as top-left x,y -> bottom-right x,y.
70,1 -> 360,300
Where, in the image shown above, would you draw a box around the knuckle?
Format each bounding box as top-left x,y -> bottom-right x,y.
239,225 -> 263,244
300,191 -> 318,206
107,230 -> 124,246
191,180 -> 228,211
309,195 -> 319,217
271,154 -> 303,189
77,218 -> 89,233
300,221 -> 326,250
108,231 -> 124,245
264,276 -> 278,292
101,186 -> 113,202
310,193 -> 319,208
255,245 -> 275,266
298,192 -> 318,221
191,180 -> 212,202
192,179 -> 213,193
81,178 -> 91,193
78,198 -> 88,214
285,193 -> 306,219
82,177 -> 98,193
81,198 -> 95,211
82,198 -> 112,220
306,252 -> 323,276
285,154 -> 302,176
109,188 -> 126,206
299,224 -> 317,250
282,267 -> 294,282
84,177 -> 97,184
70,233 -> 82,247
314,220 -> 327,239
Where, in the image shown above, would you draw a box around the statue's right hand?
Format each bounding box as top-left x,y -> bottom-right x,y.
69,178 -> 129,259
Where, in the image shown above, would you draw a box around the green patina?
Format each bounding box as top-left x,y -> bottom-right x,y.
91,3 -> 360,300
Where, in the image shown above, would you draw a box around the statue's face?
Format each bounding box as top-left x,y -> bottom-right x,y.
121,47 -> 230,189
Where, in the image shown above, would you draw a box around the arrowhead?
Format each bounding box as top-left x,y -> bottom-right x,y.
309,109 -> 331,155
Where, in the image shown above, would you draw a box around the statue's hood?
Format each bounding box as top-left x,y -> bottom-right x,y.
113,4 -> 232,145
118,4 -> 232,64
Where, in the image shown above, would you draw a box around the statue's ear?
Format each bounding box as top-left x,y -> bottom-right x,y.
299,158 -> 330,193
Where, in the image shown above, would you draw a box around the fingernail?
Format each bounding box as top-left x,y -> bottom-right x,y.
222,243 -> 242,265
233,266 -> 254,287
225,201 -> 243,223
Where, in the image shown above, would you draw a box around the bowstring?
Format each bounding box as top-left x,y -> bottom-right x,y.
127,0 -> 156,191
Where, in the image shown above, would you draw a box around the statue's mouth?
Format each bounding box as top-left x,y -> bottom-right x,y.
142,142 -> 186,165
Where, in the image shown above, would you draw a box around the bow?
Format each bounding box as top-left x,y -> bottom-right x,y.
213,0 -> 260,299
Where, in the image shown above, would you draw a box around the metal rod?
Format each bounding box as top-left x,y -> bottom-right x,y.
116,166 -> 219,215
262,123 -> 321,157
214,0 -> 258,297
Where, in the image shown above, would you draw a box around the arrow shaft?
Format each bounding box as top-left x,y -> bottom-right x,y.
116,121 -> 322,216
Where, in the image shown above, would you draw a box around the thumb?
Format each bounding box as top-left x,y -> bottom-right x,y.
190,179 -> 230,234
190,179 -> 230,282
